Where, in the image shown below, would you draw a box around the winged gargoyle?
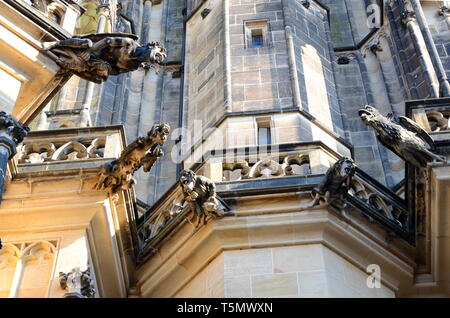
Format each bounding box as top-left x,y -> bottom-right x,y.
359,105 -> 446,168
178,169 -> 233,227
94,123 -> 170,194
45,33 -> 167,83
309,157 -> 356,207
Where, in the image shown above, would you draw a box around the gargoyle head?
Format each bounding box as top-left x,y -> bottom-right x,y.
148,123 -> 170,146
0,111 -> 30,145
135,41 -> 167,65
335,157 -> 356,179
179,169 -> 196,192
358,105 -> 387,128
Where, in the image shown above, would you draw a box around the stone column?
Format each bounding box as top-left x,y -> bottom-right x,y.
370,35 -> 405,116
142,0 -> 161,43
439,5 -> 450,30
285,26 -> 302,109
407,0 -> 450,96
80,4 -> 110,127
0,112 -> 29,203
401,10 -> 440,98
223,0 -> 232,112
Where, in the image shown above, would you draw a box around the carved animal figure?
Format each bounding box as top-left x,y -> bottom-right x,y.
310,157 -> 356,207
359,105 -> 446,168
94,123 -> 170,193
59,268 -> 94,298
178,169 -> 232,227
0,111 -> 30,144
45,33 -> 167,83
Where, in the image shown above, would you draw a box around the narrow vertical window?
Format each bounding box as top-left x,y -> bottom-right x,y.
251,29 -> 264,48
244,20 -> 269,49
257,117 -> 272,145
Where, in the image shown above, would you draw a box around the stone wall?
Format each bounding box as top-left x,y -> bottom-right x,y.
183,0 -> 225,139
228,0 -> 292,113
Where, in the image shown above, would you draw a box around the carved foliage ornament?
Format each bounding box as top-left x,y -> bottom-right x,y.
401,10 -> 416,24
359,105 -> 446,168
179,169 -> 233,227
94,123 -> 170,194
45,33 -> 167,83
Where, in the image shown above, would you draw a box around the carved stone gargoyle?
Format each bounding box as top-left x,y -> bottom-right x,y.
94,123 -> 170,194
178,169 -> 233,227
359,105 -> 446,168
59,267 -> 95,298
0,111 -> 30,145
310,157 -> 356,208
44,33 -> 167,83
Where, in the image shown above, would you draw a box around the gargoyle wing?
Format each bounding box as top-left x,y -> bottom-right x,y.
74,33 -> 139,43
397,116 -> 435,149
376,135 -> 411,166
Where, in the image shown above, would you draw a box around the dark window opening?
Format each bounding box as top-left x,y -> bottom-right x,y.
257,118 -> 272,145
251,30 -> 264,48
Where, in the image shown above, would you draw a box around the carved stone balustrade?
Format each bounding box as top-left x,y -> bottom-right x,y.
407,98 -> 450,144
12,125 -> 124,175
190,142 -> 339,183
22,0 -> 84,33
345,168 -> 411,242
135,141 -> 413,264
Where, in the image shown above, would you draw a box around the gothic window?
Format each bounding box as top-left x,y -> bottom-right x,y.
0,241 -> 56,298
244,20 -> 270,49
17,241 -> 56,298
0,244 -> 21,298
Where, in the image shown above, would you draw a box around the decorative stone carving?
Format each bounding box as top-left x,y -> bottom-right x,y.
426,111 -> 449,132
222,154 -> 311,181
348,177 -> 407,228
248,158 -> 284,178
0,111 -> 30,147
94,123 -> 170,194
369,43 -> 383,54
439,6 -> 450,18
0,112 -> 30,203
179,169 -> 233,227
301,0 -> 311,9
359,105 -> 446,168
400,10 -> 416,25
310,157 -> 356,207
201,8 -> 212,18
336,54 -> 356,65
17,138 -> 105,163
45,33 -> 167,83
59,267 -> 95,298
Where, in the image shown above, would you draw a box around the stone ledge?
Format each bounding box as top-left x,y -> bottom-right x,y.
135,205 -> 415,297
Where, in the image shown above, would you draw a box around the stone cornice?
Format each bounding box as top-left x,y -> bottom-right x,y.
135,205 -> 415,297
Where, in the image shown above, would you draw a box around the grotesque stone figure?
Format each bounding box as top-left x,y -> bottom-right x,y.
359,105 -> 446,168
310,157 -> 356,207
0,111 -> 30,145
45,33 -> 167,83
94,123 -> 170,194
178,169 -> 232,227
59,267 -> 95,298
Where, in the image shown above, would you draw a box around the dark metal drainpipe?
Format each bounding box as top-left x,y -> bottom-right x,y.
176,0 -> 188,179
